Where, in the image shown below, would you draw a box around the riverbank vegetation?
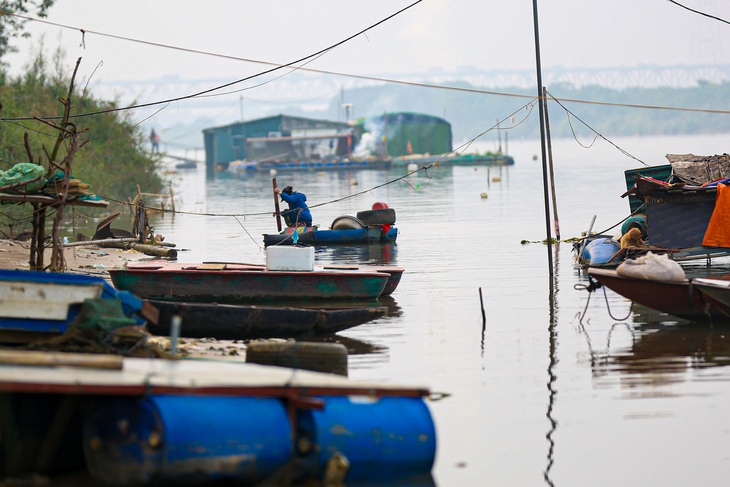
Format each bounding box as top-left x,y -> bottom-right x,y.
0,47 -> 164,237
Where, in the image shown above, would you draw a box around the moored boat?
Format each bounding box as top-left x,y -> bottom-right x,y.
264,206 -> 398,247
692,277 -> 730,310
0,268 -> 155,343
587,267 -> 730,321
577,155 -> 730,268
146,300 -> 388,339
109,261 -> 400,303
392,152 -> 515,167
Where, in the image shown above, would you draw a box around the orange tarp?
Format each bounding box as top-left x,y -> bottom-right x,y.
703,183 -> 730,247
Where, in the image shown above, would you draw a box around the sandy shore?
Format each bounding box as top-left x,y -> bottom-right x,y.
0,239 -> 255,361
0,238 -> 143,274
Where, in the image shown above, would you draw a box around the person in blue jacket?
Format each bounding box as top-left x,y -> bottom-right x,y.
274,185 -> 313,227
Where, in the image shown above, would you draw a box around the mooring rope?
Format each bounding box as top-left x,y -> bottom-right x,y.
574,278 -> 633,325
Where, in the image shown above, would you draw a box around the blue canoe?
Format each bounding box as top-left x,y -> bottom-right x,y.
264,209 -> 398,247
264,225 -> 398,247
0,269 -> 153,341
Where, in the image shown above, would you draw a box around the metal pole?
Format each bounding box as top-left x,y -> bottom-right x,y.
532,0 -> 554,276
543,87 -> 560,241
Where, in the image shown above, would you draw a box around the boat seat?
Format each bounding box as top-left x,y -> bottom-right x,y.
330,215 -> 366,230
195,263 -> 228,270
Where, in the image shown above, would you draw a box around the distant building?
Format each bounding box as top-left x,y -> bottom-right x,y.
202,112 -> 453,172
202,115 -> 351,171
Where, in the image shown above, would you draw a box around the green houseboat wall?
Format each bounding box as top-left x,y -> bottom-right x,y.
354,112 -> 452,158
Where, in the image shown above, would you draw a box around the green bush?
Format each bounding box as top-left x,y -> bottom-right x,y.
0,48 -> 163,237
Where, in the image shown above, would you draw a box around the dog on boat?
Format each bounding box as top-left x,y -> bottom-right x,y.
620,227 -> 645,249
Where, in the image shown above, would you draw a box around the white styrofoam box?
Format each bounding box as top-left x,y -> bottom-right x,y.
266,246 -> 315,271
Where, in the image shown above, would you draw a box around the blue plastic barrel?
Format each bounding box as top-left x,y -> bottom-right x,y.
84,395 -> 292,485
298,396 -> 436,483
582,237 -> 622,266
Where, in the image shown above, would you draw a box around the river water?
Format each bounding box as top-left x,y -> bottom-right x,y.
150,133 -> 730,487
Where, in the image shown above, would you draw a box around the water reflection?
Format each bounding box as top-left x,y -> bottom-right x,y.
584,318 -> 730,381
313,334 -> 388,356
543,244 -> 560,487
316,244 -> 398,265
266,297 -> 402,318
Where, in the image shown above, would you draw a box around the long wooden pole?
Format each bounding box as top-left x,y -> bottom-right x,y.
272,178 -> 282,231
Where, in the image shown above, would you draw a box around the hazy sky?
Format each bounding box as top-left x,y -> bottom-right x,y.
7,0 -> 730,83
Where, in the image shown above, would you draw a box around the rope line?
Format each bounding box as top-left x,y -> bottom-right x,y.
546,90 -> 648,167
575,279 -> 633,326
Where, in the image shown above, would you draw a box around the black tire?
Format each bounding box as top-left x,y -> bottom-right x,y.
246,341 -> 348,376
356,208 -> 396,226
331,215 -> 366,230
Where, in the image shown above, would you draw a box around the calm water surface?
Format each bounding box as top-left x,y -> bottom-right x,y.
150,134 -> 730,487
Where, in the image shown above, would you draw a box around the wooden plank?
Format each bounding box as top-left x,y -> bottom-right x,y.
196,263 -> 227,270
0,281 -> 102,319
0,350 -> 123,369
0,357 -> 430,397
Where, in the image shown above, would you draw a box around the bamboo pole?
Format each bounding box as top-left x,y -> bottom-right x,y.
0,350 -> 123,369
273,178 -> 282,231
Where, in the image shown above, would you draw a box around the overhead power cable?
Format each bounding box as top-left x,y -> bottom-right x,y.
2,3 -> 730,121
666,0 -> 730,25
0,0 -> 425,121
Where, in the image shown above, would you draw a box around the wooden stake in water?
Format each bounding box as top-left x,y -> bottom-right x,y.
479,287 -> 486,326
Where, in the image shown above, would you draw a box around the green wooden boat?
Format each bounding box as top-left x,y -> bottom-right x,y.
109,262 -> 392,303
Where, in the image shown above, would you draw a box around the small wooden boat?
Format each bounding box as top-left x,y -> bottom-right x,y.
109,262 -> 401,303
587,267 -> 730,321
175,161 -> 197,169
264,207 -> 398,247
0,269 -> 156,343
146,300 -> 388,339
692,277 -> 730,309
391,152 -> 515,166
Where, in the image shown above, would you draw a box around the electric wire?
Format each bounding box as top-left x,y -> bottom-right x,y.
3,5 -> 730,123
667,0 -> 730,25
0,1 -> 426,122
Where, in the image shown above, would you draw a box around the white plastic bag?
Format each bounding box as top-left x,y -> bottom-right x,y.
615,251 -> 685,281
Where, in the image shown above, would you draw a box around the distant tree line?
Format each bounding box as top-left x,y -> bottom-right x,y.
323,80 -> 730,144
